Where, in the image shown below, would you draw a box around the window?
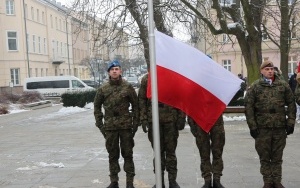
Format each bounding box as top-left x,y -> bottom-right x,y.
41,68 -> 44,76
222,34 -> 229,43
7,31 -> 18,51
50,15 -> 53,28
44,38 -> 47,54
33,35 -> 36,52
61,42 -> 63,56
35,68 -> 38,77
31,7 -> 34,20
55,17 -> 57,29
222,60 -> 231,71
59,19 -> 62,30
291,28 -> 297,39
6,0 -> 15,15
57,41 -> 59,54
52,40 -> 55,57
288,0 -> 295,5
37,9 -> 39,22
38,36 -> 41,53
10,68 -> 20,85
288,56 -> 297,75
46,68 -> 48,76
42,12 -> 45,24
219,0 -> 236,7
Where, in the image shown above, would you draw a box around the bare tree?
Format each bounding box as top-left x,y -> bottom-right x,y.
69,0 -> 300,83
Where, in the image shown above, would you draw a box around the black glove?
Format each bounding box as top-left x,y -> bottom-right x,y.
286,125 -> 294,135
240,82 -> 246,91
250,128 -> 259,139
176,119 -> 186,130
141,121 -> 149,133
96,123 -> 106,138
99,128 -> 106,139
132,124 -> 138,137
189,124 -> 198,137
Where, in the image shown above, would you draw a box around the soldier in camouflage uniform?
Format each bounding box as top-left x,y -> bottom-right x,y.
138,73 -> 186,188
94,60 -> 139,188
244,60 -> 296,188
188,115 -> 225,188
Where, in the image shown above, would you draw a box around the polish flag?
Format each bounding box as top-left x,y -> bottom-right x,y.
147,31 -> 243,132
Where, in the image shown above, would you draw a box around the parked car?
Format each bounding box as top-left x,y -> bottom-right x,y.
126,75 -> 140,88
24,76 -> 94,97
82,80 -> 100,88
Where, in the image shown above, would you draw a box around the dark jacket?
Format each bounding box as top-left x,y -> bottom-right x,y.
245,75 -> 296,130
138,74 -> 185,125
94,77 -> 139,130
289,73 -> 297,93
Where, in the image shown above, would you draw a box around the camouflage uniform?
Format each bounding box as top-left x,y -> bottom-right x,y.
245,75 -> 296,184
188,115 -> 225,181
94,76 -> 139,184
138,73 -> 186,185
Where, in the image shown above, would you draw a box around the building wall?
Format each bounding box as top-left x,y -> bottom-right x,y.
0,0 -> 129,93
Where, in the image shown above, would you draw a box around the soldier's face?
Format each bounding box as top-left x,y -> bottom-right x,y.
260,67 -> 274,79
109,67 -> 122,80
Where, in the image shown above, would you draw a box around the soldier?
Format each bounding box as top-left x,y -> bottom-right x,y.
94,60 -> 139,188
244,60 -> 296,188
138,73 -> 186,188
187,116 -> 225,188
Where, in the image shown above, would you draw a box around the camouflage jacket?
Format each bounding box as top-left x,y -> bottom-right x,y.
294,83 -> 300,104
94,77 -> 139,130
187,115 -> 223,135
138,74 -> 186,124
244,75 -> 296,130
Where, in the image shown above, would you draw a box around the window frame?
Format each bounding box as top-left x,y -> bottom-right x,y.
7,31 -> 18,51
10,68 -> 20,86
6,0 -> 15,15
222,59 -> 232,72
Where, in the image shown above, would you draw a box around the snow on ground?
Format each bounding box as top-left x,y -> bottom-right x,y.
3,101 -> 247,121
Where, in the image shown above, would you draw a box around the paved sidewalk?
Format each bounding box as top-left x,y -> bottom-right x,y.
0,105 -> 299,188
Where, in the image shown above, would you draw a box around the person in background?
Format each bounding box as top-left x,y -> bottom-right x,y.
94,60 -> 139,188
274,67 -> 284,80
289,67 -> 300,120
244,60 -> 296,188
138,72 -> 186,188
188,115 -> 225,188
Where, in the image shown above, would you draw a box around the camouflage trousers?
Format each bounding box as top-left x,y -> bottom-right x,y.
195,117 -> 225,180
255,128 -> 286,183
148,122 -> 179,182
105,129 -> 135,182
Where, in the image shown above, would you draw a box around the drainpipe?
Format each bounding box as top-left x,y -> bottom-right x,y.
22,0 -> 30,77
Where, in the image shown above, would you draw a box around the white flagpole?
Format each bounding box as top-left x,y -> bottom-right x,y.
147,1 -> 162,188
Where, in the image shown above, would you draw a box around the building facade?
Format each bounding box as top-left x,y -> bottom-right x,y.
0,0 -> 129,94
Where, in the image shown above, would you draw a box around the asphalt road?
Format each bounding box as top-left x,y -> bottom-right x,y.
0,105 -> 299,188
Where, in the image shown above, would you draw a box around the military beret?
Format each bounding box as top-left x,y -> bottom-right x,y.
260,60 -> 274,69
107,60 -> 121,72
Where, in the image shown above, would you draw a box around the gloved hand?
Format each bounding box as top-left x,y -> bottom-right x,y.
132,124 -> 138,137
189,124 -> 198,137
141,121 -> 149,133
176,119 -> 186,130
96,122 -> 106,139
97,128 -> 106,139
240,82 -> 246,91
286,125 -> 294,135
250,128 -> 260,139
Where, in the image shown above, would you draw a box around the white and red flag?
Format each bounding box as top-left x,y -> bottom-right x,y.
147,31 -> 243,132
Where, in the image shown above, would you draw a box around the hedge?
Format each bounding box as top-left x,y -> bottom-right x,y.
61,90 -> 97,107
